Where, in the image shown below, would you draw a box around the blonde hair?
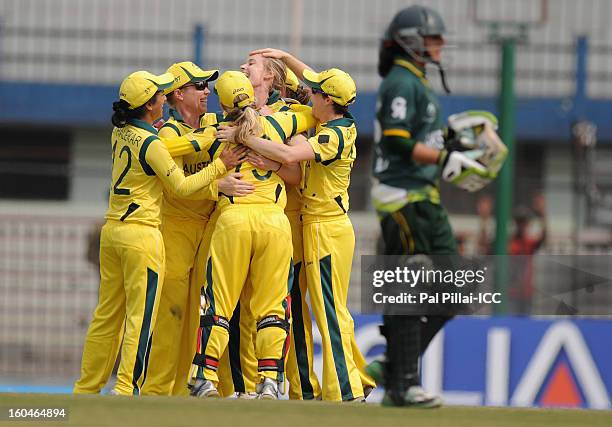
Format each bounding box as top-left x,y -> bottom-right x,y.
226,93 -> 262,145
265,58 -> 287,92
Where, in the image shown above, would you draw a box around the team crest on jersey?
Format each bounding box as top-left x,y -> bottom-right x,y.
424,102 -> 437,123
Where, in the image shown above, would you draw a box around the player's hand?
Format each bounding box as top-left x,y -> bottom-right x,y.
216,125 -> 237,144
247,151 -> 281,171
249,48 -> 289,60
219,145 -> 248,169
218,172 -> 255,197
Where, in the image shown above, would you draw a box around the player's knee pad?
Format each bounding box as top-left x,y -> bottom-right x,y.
256,316 -> 290,374
256,315 -> 290,334
200,314 -> 230,332
192,315 -> 230,371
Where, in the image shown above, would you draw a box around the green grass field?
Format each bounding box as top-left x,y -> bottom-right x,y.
1,394 -> 611,427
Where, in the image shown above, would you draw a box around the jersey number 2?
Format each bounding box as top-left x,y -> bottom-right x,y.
113,144 -> 131,195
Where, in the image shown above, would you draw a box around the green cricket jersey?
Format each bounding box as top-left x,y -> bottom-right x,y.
371,58 -> 444,212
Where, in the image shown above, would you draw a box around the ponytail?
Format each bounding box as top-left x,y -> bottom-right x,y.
111,100 -> 131,127
378,40 -> 403,78
226,99 -> 262,145
111,99 -> 149,127
235,105 -> 262,145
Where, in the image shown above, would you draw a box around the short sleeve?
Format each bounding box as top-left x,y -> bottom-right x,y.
307,128 -> 342,165
379,81 -> 416,139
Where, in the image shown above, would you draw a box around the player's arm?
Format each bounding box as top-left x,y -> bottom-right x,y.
263,110 -> 317,143
287,106 -> 317,134
246,149 -> 301,186
159,126 -> 218,157
379,82 -> 428,159
143,138 -> 243,197
158,122 -> 191,186
250,48 -> 313,83
176,177 -> 220,201
380,85 -> 452,166
232,132 -> 315,164
216,112 -> 317,163
276,162 -> 302,186
158,125 -> 227,200
180,173 -> 256,199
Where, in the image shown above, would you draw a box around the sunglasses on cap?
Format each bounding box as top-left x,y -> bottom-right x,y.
182,81 -> 208,91
311,87 -> 326,96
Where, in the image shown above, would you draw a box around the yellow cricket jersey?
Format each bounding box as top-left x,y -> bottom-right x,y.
266,90 -> 288,114
105,119 -> 227,228
266,94 -> 305,216
158,109 -> 225,221
217,109 -> 316,210
301,114 -> 357,220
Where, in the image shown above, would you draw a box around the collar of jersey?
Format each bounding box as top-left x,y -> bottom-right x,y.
128,118 -> 158,134
267,90 -> 281,105
394,58 -> 429,85
324,113 -> 355,128
169,108 -> 199,129
169,108 -> 184,122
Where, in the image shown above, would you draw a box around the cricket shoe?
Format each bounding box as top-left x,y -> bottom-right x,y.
256,378 -> 279,400
382,385 -> 442,408
191,379 -> 220,398
236,392 -> 258,400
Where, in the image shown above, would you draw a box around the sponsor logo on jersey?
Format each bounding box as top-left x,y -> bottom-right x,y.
184,161 -> 211,175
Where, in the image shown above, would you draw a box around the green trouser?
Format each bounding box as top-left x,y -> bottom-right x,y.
377,201 -> 457,396
378,201 -> 457,256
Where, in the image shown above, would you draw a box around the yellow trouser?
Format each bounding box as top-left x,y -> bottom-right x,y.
227,283 -> 259,393
200,205 -> 292,386
141,216 -> 207,396
74,221 -> 164,396
286,213 -> 322,400
189,210 -> 235,397
302,215 -> 374,401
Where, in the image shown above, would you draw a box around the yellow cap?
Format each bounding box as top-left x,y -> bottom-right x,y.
215,71 -> 255,109
119,70 -> 173,109
285,68 -> 299,92
302,68 -> 356,106
164,61 -> 219,95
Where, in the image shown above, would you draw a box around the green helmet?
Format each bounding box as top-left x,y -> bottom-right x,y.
380,5 -> 451,92
383,5 -> 446,63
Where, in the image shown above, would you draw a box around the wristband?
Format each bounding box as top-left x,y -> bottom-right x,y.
437,149 -> 448,167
